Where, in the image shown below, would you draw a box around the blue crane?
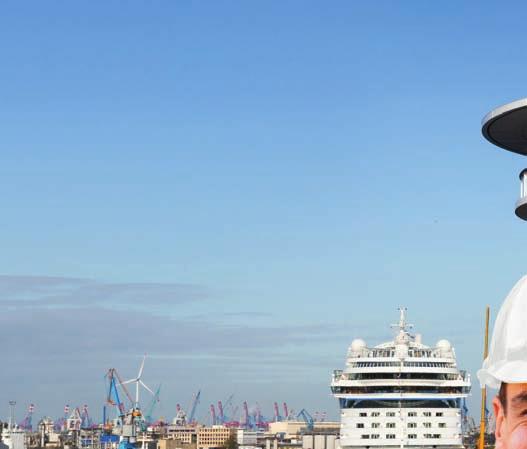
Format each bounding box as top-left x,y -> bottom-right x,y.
188,390 -> 201,424
222,394 -> 235,421
144,384 -> 161,425
105,369 -> 127,417
296,409 -> 314,431
104,368 -> 136,449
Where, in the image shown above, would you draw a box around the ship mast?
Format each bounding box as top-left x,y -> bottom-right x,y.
391,307 -> 413,335
8,401 -> 16,431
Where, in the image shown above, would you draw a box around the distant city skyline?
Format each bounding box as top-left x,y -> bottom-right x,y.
1,1 -> 526,424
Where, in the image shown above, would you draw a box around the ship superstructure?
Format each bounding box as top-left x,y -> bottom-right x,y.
331,308 -> 471,448
1,402 -> 27,449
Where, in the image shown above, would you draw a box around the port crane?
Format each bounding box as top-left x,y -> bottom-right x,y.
104,365 -> 143,449
283,403 -> 289,421
210,404 -> 217,426
217,402 -> 224,425
188,391 -> 201,425
54,405 -> 70,432
173,404 -> 187,426
296,409 -> 314,431
255,403 -> 268,429
19,404 -> 35,431
81,405 -> 94,429
144,384 -> 161,426
242,402 -> 250,429
222,394 -> 235,421
105,368 -> 132,417
273,402 -> 281,422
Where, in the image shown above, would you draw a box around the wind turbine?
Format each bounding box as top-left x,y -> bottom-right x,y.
121,354 -> 154,409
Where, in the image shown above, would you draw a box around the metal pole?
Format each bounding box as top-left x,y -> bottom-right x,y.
478,306 -> 490,449
9,401 -> 16,430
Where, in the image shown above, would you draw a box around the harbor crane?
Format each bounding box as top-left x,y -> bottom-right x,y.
210,404 -> 217,426
283,403 -> 289,421
144,384 -> 161,426
105,368 -> 133,417
222,394 -> 235,421
273,402 -> 281,422
81,405 -> 94,429
188,390 -> 201,425
296,409 -> 314,431
19,404 -> 35,431
173,404 -> 187,426
54,405 -> 70,432
242,402 -> 250,429
217,401 -> 224,425
108,356 -> 158,449
255,403 -> 267,429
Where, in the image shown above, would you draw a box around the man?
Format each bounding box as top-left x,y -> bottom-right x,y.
478,275 -> 527,448
493,382 -> 527,448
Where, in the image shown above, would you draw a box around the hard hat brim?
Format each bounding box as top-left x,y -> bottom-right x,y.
478,360 -> 527,389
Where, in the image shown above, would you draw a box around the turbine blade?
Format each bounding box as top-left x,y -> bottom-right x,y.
138,354 -> 146,379
140,380 -> 155,396
120,379 -> 134,385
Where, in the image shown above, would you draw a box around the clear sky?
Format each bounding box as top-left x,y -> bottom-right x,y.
1,0 -> 527,424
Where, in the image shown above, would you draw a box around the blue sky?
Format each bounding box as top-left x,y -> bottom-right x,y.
1,1 -> 527,424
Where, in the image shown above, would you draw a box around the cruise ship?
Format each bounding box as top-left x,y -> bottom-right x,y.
1,403 -> 27,449
330,308 -> 471,448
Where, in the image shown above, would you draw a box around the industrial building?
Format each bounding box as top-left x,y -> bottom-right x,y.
196,426 -> 236,449
267,422 -> 340,440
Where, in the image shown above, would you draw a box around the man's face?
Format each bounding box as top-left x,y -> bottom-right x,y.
494,383 -> 527,449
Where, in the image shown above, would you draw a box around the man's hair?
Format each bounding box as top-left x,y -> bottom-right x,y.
499,382 -> 507,414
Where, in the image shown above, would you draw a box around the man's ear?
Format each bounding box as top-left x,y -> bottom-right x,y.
494,394 -> 506,448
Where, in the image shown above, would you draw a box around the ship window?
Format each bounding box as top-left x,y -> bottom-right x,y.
360,435 -> 369,439
436,412 -> 443,417
371,434 -> 379,439
386,423 -> 395,428
359,413 -> 367,417
386,434 -> 396,439
408,434 -> 417,439
371,412 -> 380,417
439,423 -> 446,428
408,423 -> 416,428
371,423 -> 380,428
386,412 -> 396,417
356,423 -> 364,428
424,423 -> 432,428
423,412 -> 431,417
408,412 -> 417,417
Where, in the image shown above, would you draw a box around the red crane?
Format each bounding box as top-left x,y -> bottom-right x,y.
81,405 -> 95,429
273,402 -> 280,422
210,404 -> 217,426
19,404 -> 35,431
283,403 -> 289,421
243,402 -> 250,429
217,401 -> 224,425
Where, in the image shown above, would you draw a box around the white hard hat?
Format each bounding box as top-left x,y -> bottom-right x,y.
478,275 -> 527,389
